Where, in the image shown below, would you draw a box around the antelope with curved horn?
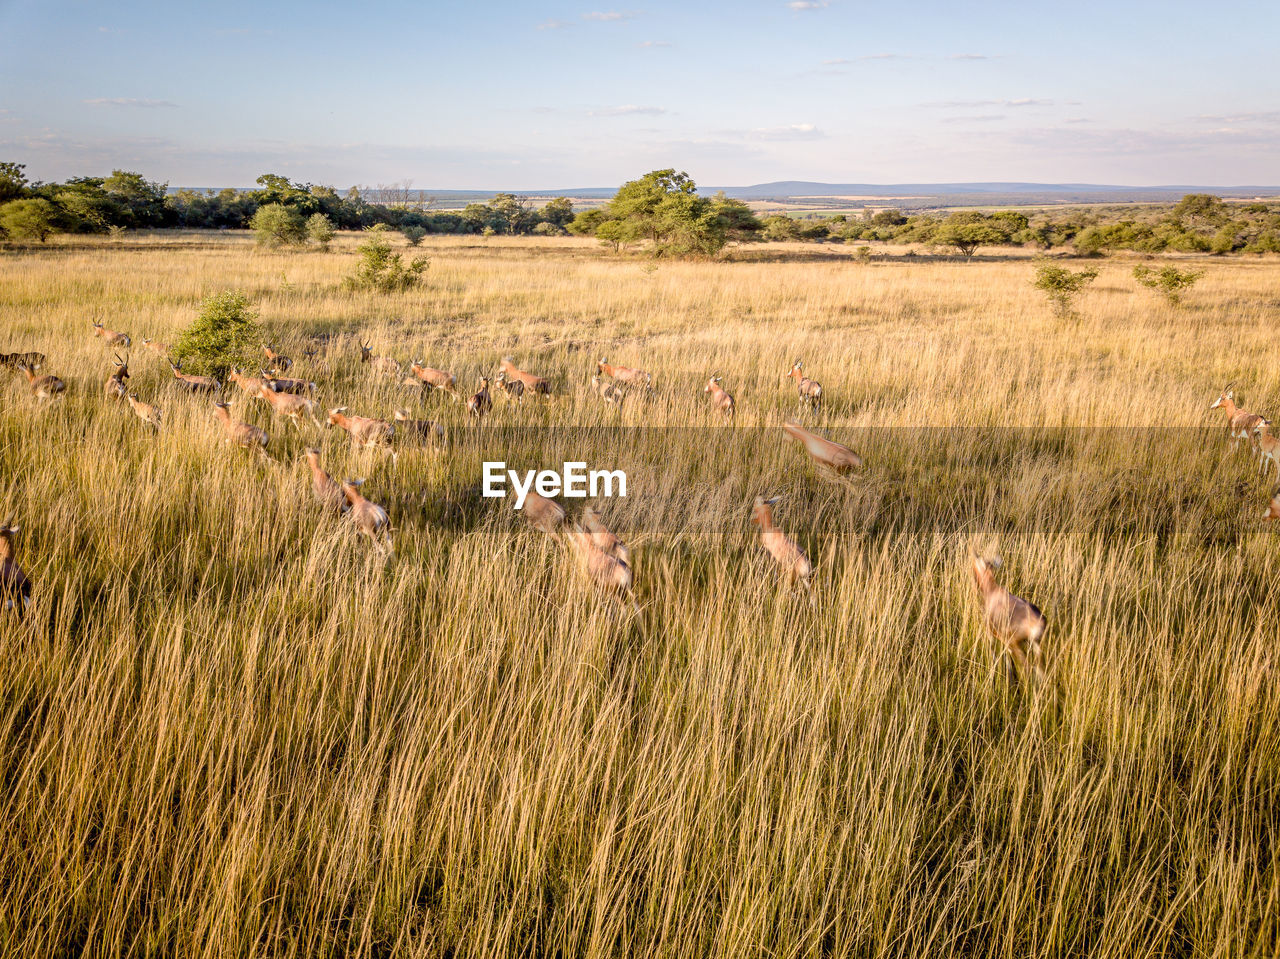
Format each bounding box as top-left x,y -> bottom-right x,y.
751,495 -> 813,589
341,478 -> 393,555
785,359 -> 823,412
168,359 -> 220,394
140,336 -> 170,358
90,319 -> 131,348
16,362 -> 65,400
263,345 -> 292,373
227,367 -> 269,398
125,392 -> 162,431
104,353 -> 130,401
782,420 -> 862,473
257,382 -> 321,430
598,357 -> 652,388
498,357 -> 551,397
212,400 -> 270,455
1210,384 -> 1269,451
409,361 -> 458,397
704,374 -> 735,419
468,377 -> 492,419
359,342 -> 402,378
0,519 -> 31,615
326,407 -> 396,461
971,552 -> 1046,686
303,447 -> 348,514
494,370 -> 525,402
262,371 -> 316,395
590,375 -> 626,406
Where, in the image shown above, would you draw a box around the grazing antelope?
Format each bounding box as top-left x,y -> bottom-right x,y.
212,400 -> 270,455
16,363 -> 65,400
140,336 -> 170,358
703,375 -> 735,419
326,407 -> 396,460
494,370 -> 525,402
1262,489 -> 1280,521
104,354 -> 130,400
341,479 -> 393,555
393,409 -> 445,445
262,372 -> 316,395
1210,385 -> 1269,451
0,351 -> 46,371
521,491 -> 565,534
1256,423 -> 1280,480
581,507 -> 630,566
125,392 -> 162,430
498,357 -> 551,397
971,553 -> 1046,686
751,495 -> 813,589
0,519 -> 31,615
263,345 -> 292,373
227,367 -> 269,398
90,320 -> 131,348
590,375 -> 626,406
598,357 -> 652,388
409,361 -> 458,397
168,359 -> 220,394
566,525 -> 633,595
785,360 -> 823,412
359,342 -> 402,378
782,420 -> 863,473
302,447 -> 348,515
468,377 -> 492,418
257,383 -> 321,430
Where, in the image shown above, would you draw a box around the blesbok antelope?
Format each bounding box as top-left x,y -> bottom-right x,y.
494,370 -> 525,402
1210,385 -> 1269,451
125,392 -> 162,430
566,525 -> 633,595
468,377 -> 492,418
598,357 -> 652,388
521,491 -> 565,534
751,496 -> 813,589
359,342 -> 402,378
782,420 -> 862,473
227,367 -> 269,398
581,507 -> 630,566
90,319 -> 131,348
0,351 -> 46,371
168,359 -> 220,394
785,360 -> 823,412
590,375 -> 625,406
302,447 -> 348,515
409,361 -> 458,397
340,479 -> 393,555
703,375 -> 735,419
140,336 -> 170,358
393,409 -> 445,445
257,383 -> 321,430
263,345 -> 292,373
971,553 -> 1046,686
1262,489 -> 1280,521
498,357 -> 551,397
0,520 -> 31,615
1255,423 -> 1280,479
104,354 -> 130,401
16,362 -> 65,400
326,407 -> 396,461
212,400 -> 270,455
262,372 -> 316,395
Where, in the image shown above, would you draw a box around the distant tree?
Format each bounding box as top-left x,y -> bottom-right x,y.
250,203 -> 306,248
1173,193 -> 1225,223
870,209 -> 906,227
540,197 -> 575,228
594,218 -> 629,252
598,169 -> 733,257
708,192 -> 762,242
567,208 -> 607,236
102,170 -> 168,226
532,221 -> 564,236
345,232 -> 428,292
1033,262 -> 1099,316
400,224 -> 427,246
306,212 -> 336,250
762,214 -> 802,241
932,211 -> 1017,258
0,162 -> 29,203
173,290 -> 262,377
252,174 -> 320,215
0,198 -> 58,242
1133,265 -> 1202,305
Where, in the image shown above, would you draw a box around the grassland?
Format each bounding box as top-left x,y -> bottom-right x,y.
1,232 -> 1278,957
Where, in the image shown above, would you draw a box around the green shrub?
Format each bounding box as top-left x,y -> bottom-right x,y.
173,290 -> 263,376
0,198 -> 59,242
306,213 -> 335,251
1033,262 -> 1099,316
250,203 -> 305,248
1133,265 -> 1203,305
400,225 -> 427,246
345,234 -> 428,293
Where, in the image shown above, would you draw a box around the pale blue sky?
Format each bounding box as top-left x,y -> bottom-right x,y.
1,0 -> 1276,188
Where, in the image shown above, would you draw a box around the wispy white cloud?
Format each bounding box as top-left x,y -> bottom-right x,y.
860,53 -> 913,60
587,104 -> 666,117
84,98 -> 178,108
822,58 -> 850,65
948,53 -> 997,60
1194,110 -> 1280,124
786,0 -> 828,9
582,10 -> 640,21
940,115 -> 1006,124
1064,117 -> 1091,124
746,123 -> 824,141
537,18 -> 572,29
637,39 -> 671,47
926,97 -> 1052,108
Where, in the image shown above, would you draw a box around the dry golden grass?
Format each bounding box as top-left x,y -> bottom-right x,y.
1,231 -> 1278,957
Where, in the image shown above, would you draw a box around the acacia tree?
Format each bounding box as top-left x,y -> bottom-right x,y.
595,169 -> 760,257
0,198 -> 58,241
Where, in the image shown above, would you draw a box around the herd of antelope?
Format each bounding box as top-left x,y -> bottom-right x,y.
4,322 -> 1276,688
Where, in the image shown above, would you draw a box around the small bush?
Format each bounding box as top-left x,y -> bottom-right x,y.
400,225 -> 427,246
173,290 -> 263,376
306,213 -> 335,251
0,198 -> 59,242
1133,265 -> 1203,305
1033,262 -> 1099,316
250,204 -> 305,248
345,234 -> 428,293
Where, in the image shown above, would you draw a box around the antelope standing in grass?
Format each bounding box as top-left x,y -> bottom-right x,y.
494,370 -> 525,402
16,363 -> 65,400
341,479 -> 393,555
751,495 -> 813,590
704,375 -> 735,419
521,492 -> 565,534
303,447 -> 348,515
140,336 -> 170,359
971,552 -> 1046,686
168,359 -> 220,394
598,357 -> 652,388
785,360 -> 823,412
257,383 -> 321,430
0,520 -> 31,615
783,420 -> 862,473
468,377 -> 492,419
1262,489 -> 1280,521
581,507 -> 629,565
326,407 -> 396,461
590,375 -> 626,406
125,393 -> 162,431
359,342 -> 402,378
227,367 -> 269,398
263,345 -> 292,373
91,320 -> 131,348
1210,385 -> 1269,451
393,409 -> 445,445
409,361 -> 458,397
1255,423 -> 1280,480
262,372 -> 316,395
104,354 -> 130,401
566,526 -> 633,595
212,400 -> 270,455
498,357 -> 551,397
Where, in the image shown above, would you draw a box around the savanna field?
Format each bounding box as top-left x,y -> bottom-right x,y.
1,231 -> 1279,957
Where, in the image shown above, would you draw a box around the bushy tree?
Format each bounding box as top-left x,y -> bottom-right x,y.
102,170 -> 168,227
567,208 -> 607,236
1133,265 -> 1202,305
1033,262 -> 1099,316
400,225 -> 427,246
250,203 -> 306,248
0,162 -> 29,203
0,198 -> 58,242
595,170 -> 755,257
345,232 -> 428,293
173,291 -> 262,376
306,213 -> 335,250
540,197 -> 574,228
932,211 -> 1017,258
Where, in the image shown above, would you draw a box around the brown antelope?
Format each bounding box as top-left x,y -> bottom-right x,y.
16,362 -> 65,400
212,400 -> 269,455
262,372 -> 316,395
566,526 -> 633,595
598,357 -> 652,388
590,375 -> 626,406
785,360 -> 823,412
257,383 -> 321,430
1262,489 -> 1280,521
341,479 -> 393,555
703,375 -> 735,419
0,351 -> 45,371
581,507 -> 630,565
302,447 -> 348,515
140,336 -> 170,358
521,491 -> 565,534
168,359 -> 220,394
751,496 -> 813,589
90,319 -> 131,348
104,354 -> 130,400
971,553 -> 1046,686
1210,385 -> 1269,451
782,420 -> 862,473
409,361 -> 458,397
468,377 -> 492,418
1255,423 -> 1280,479
0,519 -> 31,615
125,392 -> 162,430
393,409 -> 444,445
494,370 -> 525,401
498,357 -> 551,396
326,407 -> 396,460
227,367 -> 269,398
359,342 -> 402,378
263,345 -> 292,373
